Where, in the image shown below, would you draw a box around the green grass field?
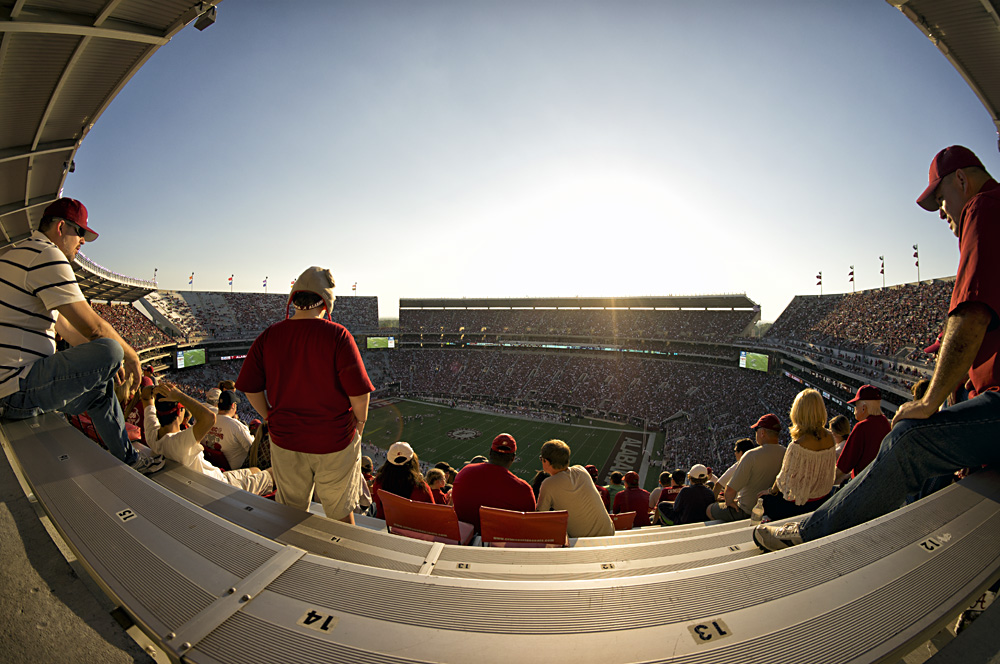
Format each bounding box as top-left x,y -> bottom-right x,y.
361,398 -> 656,485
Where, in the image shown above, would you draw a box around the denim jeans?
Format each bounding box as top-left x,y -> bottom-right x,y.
800,391 -> 1000,541
0,338 -> 138,464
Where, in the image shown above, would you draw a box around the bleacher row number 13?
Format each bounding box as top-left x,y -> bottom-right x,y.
687,618 -> 732,645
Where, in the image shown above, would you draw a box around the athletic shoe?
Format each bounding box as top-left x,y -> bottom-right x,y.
752,521 -> 804,552
129,451 -> 166,475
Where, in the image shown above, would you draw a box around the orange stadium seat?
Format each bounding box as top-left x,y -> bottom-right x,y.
479,506 -> 569,548
611,511 -> 636,531
379,490 -> 474,546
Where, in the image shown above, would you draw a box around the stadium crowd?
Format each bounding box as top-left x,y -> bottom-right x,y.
90,302 -> 173,350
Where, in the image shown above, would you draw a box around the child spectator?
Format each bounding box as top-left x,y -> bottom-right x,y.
372,442 -> 434,519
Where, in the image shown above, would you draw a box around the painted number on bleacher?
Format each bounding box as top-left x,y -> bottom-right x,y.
58,454 -> 69,461
297,609 -> 339,633
116,509 -> 137,523
919,533 -> 952,553
688,619 -> 732,645
457,563 -> 470,569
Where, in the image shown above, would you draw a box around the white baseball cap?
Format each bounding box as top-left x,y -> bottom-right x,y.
387,442 -> 415,465
689,464 -> 709,480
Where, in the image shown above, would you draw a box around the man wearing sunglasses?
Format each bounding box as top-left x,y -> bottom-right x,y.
0,198 -> 164,474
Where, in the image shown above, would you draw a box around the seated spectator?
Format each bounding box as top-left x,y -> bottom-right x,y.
372,442 -> 434,519
536,439 -> 614,538
434,461 -> 458,491
760,389 -> 837,522
531,470 -> 550,499
835,385 -> 891,485
205,387 -> 222,413
668,465 -> 716,525
714,440 -> 757,501
606,471 -> 626,505
613,471 -> 651,527
708,414 -> 786,522
426,468 -> 450,504
829,415 -> 852,458
450,433 -> 536,533
203,390 -> 253,469
584,464 -> 610,511
142,382 -> 273,496
649,470 -> 684,524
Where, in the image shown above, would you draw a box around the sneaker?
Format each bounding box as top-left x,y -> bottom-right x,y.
129,451 -> 166,475
753,521 -> 804,552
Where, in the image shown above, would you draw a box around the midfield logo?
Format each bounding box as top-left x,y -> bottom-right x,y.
447,428 -> 482,440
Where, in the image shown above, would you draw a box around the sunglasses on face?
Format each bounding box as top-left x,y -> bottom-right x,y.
65,221 -> 86,238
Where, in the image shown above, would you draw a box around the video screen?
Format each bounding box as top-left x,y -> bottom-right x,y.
176,348 -> 206,369
366,336 -> 396,349
739,350 -> 769,372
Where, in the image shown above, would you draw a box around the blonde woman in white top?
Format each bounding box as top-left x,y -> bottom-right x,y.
761,389 -> 838,522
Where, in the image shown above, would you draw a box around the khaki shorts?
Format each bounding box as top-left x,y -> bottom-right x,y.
270,432 -> 362,520
223,467 -> 274,496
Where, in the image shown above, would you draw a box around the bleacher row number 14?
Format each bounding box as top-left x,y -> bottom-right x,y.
687,618 -> 732,645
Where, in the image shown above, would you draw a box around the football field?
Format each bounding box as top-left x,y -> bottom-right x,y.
361,398 -> 657,485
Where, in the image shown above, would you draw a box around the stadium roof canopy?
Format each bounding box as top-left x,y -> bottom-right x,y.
0,0 -> 218,299
889,0 -> 1000,149
400,295 -> 759,310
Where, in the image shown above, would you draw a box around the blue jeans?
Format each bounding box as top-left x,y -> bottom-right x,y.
800,391 -> 1000,541
0,338 -> 138,464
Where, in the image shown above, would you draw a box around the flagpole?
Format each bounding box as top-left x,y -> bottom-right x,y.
913,244 -> 920,283
850,265 -> 855,293
879,255 -> 885,289
230,274 -> 234,293
264,276 -> 268,295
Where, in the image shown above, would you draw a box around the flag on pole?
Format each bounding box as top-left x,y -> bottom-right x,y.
189,273 -> 194,285
879,256 -> 884,275
816,271 -> 822,286
352,282 -> 357,293
263,277 -> 268,288
228,275 -> 233,286
848,266 -> 854,282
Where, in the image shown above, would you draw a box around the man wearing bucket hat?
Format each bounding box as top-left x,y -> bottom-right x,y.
237,266 -> 374,523
756,145 -> 1000,551
0,198 -> 163,474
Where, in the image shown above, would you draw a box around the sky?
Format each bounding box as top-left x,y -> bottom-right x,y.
62,1 -> 997,322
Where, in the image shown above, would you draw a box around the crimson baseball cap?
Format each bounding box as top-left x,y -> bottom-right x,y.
491,433 -> 516,454
624,471 -> 640,486
848,384 -> 882,403
584,464 -> 600,481
924,332 -> 943,354
41,198 -> 98,242
917,145 -> 985,211
751,413 -> 781,432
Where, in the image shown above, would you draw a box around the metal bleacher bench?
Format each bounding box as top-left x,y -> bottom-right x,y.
5,412 -> 1000,663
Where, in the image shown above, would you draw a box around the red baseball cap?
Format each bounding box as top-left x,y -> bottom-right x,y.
41,198 -> 98,242
751,413 -> 781,432
491,433 -> 516,454
624,471 -> 640,486
848,384 -> 882,403
924,332 -> 943,354
916,145 -> 985,211
584,464 -> 599,481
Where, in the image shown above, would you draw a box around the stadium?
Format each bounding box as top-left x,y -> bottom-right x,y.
1,2 -> 999,663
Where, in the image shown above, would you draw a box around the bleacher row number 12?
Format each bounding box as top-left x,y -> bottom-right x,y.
687,618 -> 732,645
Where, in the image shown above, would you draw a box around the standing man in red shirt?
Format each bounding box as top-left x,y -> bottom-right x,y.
834,384 -> 891,484
450,433 -> 535,533
236,266 -> 374,524
756,145 -> 1000,551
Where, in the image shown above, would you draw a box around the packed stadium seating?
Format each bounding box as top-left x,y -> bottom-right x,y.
90,302 -> 173,350
401,307 -> 757,342
142,290 -> 378,340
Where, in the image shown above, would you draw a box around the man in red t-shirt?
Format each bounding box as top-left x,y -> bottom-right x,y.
835,384 -> 891,483
450,433 -> 535,533
236,266 -> 374,524
613,471 -> 651,527
756,145 -> 1000,551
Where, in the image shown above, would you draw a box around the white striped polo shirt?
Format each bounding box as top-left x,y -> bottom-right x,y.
0,231 -> 85,398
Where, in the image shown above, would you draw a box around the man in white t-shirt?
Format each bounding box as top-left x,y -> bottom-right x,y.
142,382 -> 272,495
203,390 -> 253,469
